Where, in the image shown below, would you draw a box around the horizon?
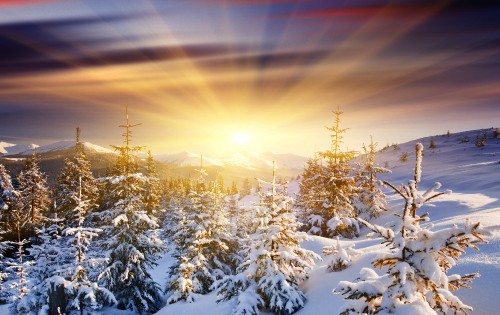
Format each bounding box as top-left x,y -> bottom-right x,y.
0,1 -> 499,156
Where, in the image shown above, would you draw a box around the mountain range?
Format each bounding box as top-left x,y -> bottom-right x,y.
0,140 -> 308,185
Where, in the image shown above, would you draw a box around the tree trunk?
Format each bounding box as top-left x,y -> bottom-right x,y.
48,282 -> 67,315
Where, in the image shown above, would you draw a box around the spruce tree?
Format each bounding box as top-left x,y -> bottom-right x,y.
0,163 -> 14,304
167,167 -> 234,303
63,178 -> 116,314
16,149 -> 50,239
215,163 -> 320,315
144,150 -> 162,217
98,108 -> 164,313
54,128 -> 98,228
352,138 -> 390,220
298,108 -> 358,238
335,143 -> 487,314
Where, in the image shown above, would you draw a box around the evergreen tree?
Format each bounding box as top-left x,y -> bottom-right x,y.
0,164 -> 14,304
144,150 -> 162,217
352,138 -> 390,220
98,108 -> 164,313
167,168 -> 234,303
15,223 -> 65,315
54,128 -> 98,227
240,178 -> 251,198
298,108 -> 358,238
62,178 -> 116,314
322,237 -> 360,272
335,143 -> 487,314
16,149 -> 50,239
296,155 -> 329,235
215,164 -> 320,315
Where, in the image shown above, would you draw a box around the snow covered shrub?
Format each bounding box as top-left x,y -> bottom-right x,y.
334,143 -> 487,315
399,151 -> 408,162
215,170 -> 320,315
323,237 -> 360,272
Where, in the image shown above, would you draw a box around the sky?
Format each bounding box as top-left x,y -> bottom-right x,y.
0,0 -> 499,157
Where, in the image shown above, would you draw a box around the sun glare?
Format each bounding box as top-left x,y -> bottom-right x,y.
232,132 -> 251,145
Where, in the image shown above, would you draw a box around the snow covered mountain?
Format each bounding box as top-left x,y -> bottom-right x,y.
157,150 -> 308,170
0,140 -> 114,156
0,141 -> 38,155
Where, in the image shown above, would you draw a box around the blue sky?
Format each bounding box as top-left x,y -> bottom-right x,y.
0,0 -> 499,155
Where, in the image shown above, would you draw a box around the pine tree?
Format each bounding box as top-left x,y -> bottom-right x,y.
296,155 -> 329,235
352,138 -> 390,220
335,143 -> 487,314
98,108 -> 164,313
54,128 -> 98,228
298,108 -> 358,238
0,164 -> 14,303
167,167 -> 234,303
16,148 -> 50,239
215,163 -> 320,315
15,223 -> 66,315
144,150 -> 162,218
240,178 -> 251,198
322,237 -> 360,272
7,239 -> 31,313
62,178 -> 116,314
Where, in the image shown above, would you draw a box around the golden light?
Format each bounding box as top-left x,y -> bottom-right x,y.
232,132 -> 251,145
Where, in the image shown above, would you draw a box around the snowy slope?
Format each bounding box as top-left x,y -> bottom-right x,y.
151,128 -> 500,315
0,141 -> 38,155
0,140 -> 114,155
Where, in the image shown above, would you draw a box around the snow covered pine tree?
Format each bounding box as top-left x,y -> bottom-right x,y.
167,163 -> 234,303
98,108 -> 163,314
335,143 -> 487,314
215,163 -> 320,315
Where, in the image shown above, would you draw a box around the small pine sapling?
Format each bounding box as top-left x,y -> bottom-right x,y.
334,143 -> 487,315
323,237 -> 360,272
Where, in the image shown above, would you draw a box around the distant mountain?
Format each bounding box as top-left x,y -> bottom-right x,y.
156,151 -> 224,167
156,150 -> 308,171
0,142 -> 38,155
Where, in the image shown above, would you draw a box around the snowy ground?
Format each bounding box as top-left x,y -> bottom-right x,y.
152,129 -> 500,315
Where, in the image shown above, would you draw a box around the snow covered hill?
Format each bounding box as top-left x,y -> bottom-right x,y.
0,140 -> 114,156
0,142 -> 38,155
150,128 -> 500,315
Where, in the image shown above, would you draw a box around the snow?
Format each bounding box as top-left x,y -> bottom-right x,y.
0,140 -> 114,155
1,128 -> 499,314
150,128 -> 500,315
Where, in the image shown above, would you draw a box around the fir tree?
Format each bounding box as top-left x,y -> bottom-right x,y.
322,237 -> 360,272
335,143 -> 487,314
144,150 -> 162,218
0,164 -> 14,303
352,138 -> 390,220
63,178 -> 116,314
167,167 -> 234,303
98,108 -> 164,314
15,223 -> 65,315
16,148 -> 50,239
298,108 -> 358,238
215,163 -> 320,315
54,128 -> 98,228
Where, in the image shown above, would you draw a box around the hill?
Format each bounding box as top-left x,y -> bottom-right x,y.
149,128 -> 500,315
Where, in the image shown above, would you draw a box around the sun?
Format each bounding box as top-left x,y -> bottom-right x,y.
232,132 -> 251,145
